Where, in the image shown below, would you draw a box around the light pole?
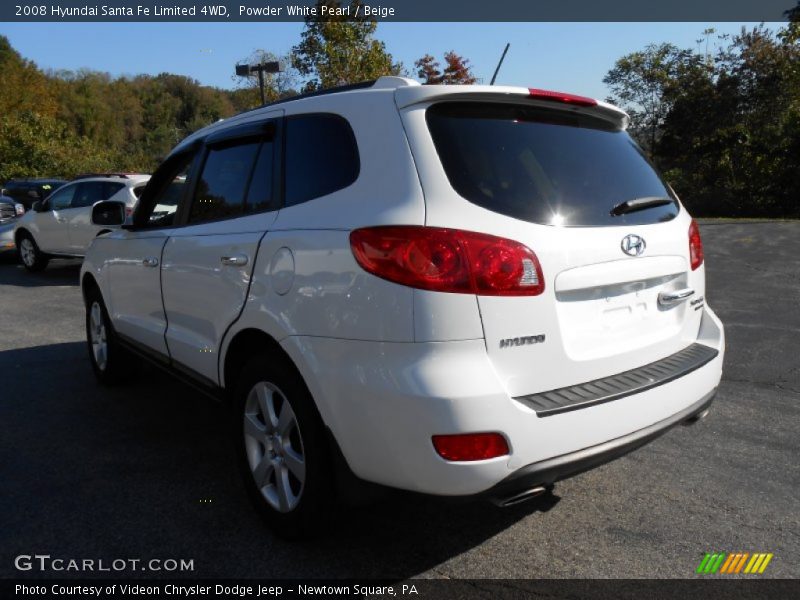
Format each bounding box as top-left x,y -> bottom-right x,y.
235,60 -> 281,105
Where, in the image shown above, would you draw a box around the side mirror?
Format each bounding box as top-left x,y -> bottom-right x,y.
92,200 -> 126,226
31,201 -> 44,212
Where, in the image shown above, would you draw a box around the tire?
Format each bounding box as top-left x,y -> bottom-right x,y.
17,232 -> 49,272
84,287 -> 136,385
233,353 -> 334,540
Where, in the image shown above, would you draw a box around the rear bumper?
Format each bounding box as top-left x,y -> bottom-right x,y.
515,343 -> 718,416
485,387 -> 716,503
281,305 -> 725,496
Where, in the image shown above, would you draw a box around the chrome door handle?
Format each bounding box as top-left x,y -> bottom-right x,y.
56,217 -> 67,223
142,257 -> 159,268
220,254 -> 248,267
658,288 -> 694,307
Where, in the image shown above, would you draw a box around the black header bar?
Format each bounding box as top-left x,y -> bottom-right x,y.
1,1 -> 795,22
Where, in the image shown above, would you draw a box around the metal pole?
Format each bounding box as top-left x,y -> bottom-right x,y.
490,43 -> 510,86
257,67 -> 266,105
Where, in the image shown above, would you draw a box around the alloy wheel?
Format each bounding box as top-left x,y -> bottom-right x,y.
20,238 -> 35,267
89,301 -> 108,371
243,381 -> 306,513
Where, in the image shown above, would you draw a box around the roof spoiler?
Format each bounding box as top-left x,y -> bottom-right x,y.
394,84 -> 629,129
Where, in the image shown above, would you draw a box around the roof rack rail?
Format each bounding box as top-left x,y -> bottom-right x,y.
185,78 -> 419,146
72,173 -> 138,180
234,80 -> 379,119
269,79 -> 378,107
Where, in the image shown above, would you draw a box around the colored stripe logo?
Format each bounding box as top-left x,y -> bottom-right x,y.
696,552 -> 774,574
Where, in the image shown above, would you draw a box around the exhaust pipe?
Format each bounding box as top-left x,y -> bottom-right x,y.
494,485 -> 547,508
682,407 -> 710,426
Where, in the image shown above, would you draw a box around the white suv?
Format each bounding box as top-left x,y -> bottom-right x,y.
15,174 -> 150,271
80,77 -> 724,538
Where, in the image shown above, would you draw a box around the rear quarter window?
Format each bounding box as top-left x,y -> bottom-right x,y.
284,113 -> 359,207
103,182 -> 125,198
426,102 -> 679,227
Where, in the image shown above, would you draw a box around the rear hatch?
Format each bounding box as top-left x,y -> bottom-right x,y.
401,90 -> 705,398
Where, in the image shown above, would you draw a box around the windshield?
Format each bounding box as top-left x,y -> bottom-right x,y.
426,102 -> 679,227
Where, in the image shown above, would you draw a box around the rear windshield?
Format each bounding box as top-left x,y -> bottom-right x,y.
426,102 -> 679,227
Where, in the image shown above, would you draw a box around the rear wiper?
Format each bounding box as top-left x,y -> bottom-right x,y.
610,196 -> 673,216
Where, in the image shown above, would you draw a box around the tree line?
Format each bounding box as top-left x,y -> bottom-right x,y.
1,0 -> 797,217
605,12 -> 799,218
0,1 -> 475,181
0,36 -> 241,181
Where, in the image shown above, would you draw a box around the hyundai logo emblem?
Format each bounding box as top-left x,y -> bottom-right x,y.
621,234 -> 646,257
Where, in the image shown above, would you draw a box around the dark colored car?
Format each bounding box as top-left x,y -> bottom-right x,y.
1,179 -> 68,210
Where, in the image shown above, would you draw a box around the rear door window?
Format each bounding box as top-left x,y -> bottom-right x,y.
245,140 -> 278,213
48,185 -> 76,210
72,182 -> 125,208
188,142 -> 262,224
426,102 -> 679,227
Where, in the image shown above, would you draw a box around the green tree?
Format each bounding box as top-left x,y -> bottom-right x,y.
710,26 -> 800,216
0,36 -> 114,180
786,2 -> 800,42
0,112 -> 114,181
603,43 -> 704,153
0,36 -> 57,118
49,69 -> 139,156
292,0 -> 401,91
606,25 -> 800,218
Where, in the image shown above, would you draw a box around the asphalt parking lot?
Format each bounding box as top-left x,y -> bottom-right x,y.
1,221 -> 798,580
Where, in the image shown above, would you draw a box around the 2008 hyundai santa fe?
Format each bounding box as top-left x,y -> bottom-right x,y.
80,77 -> 725,538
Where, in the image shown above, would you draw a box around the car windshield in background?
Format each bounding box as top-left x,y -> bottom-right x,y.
426,102 -> 679,227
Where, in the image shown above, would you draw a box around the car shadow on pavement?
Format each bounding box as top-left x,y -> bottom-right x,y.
1,341 -> 558,580
0,258 -> 81,287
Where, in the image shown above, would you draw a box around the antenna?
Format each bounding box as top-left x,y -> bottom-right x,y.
490,43 -> 510,86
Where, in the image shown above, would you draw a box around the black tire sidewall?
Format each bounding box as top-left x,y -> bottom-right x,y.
233,354 -> 333,540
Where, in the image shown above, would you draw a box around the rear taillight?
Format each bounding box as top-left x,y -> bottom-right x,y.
432,433 -> 510,462
689,220 -> 704,270
349,226 -> 544,296
528,88 -> 597,107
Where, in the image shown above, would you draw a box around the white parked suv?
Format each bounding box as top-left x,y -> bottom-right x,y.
80,77 -> 724,538
14,174 -> 150,271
